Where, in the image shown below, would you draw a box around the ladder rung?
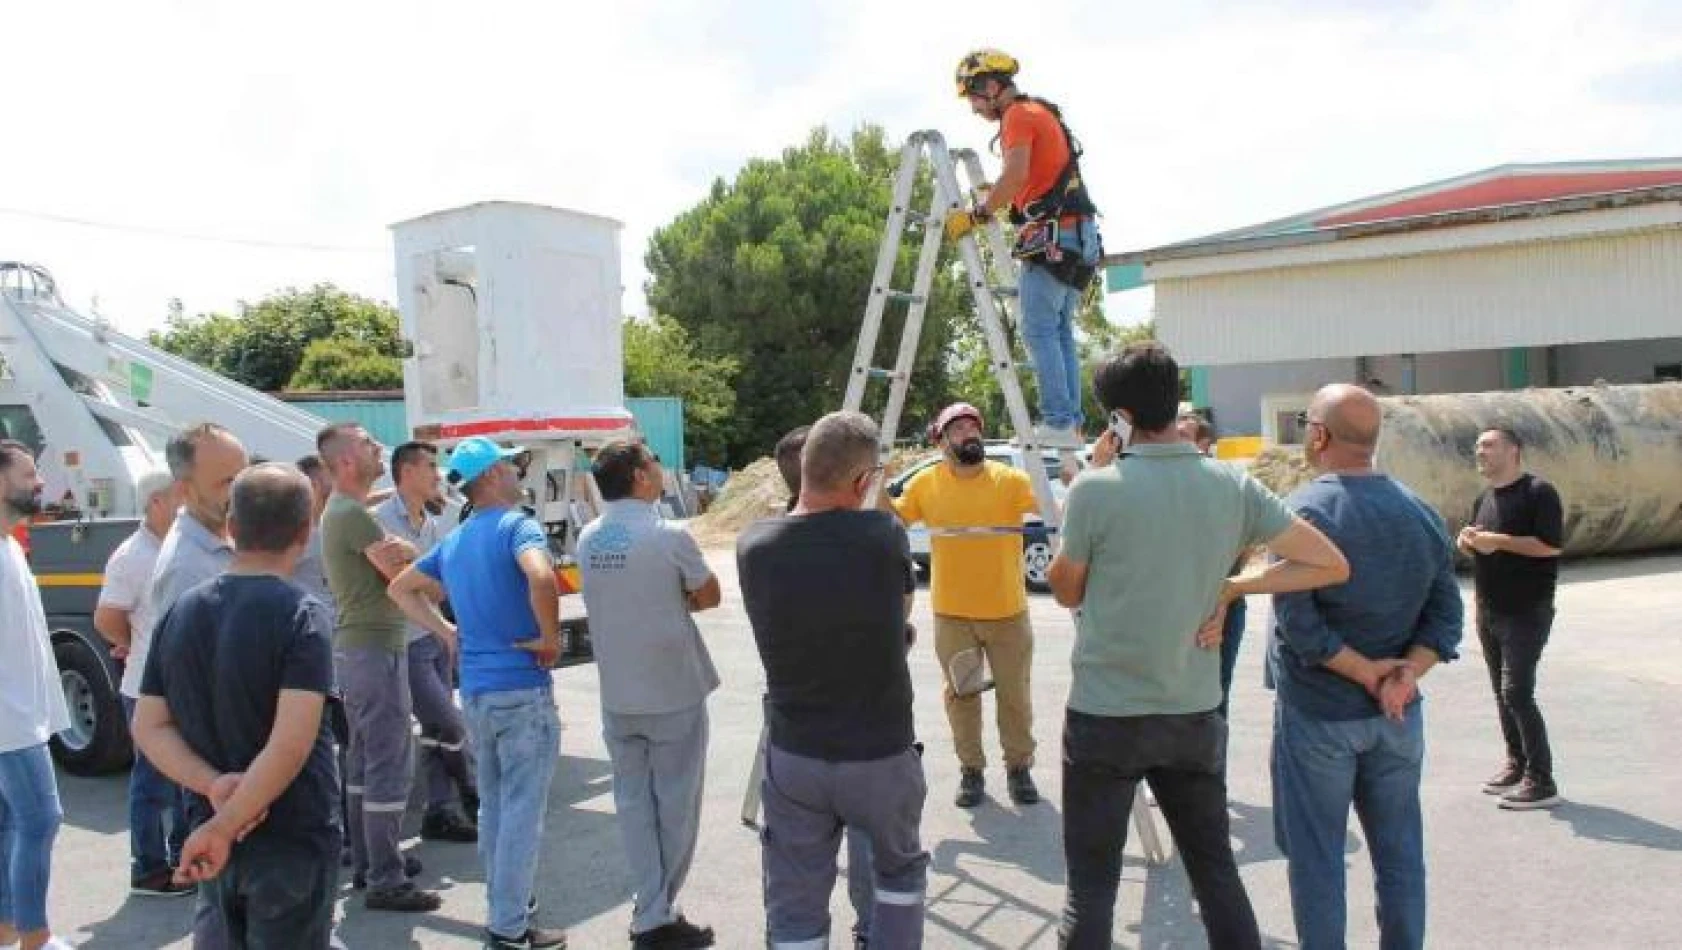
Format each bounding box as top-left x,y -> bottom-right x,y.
865,367 -> 904,380
881,290 -> 924,305
989,285 -> 1019,297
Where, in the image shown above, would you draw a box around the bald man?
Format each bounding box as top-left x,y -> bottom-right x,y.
1270,384 -> 1464,950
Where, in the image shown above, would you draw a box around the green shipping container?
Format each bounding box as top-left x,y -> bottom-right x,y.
627,397 -> 685,475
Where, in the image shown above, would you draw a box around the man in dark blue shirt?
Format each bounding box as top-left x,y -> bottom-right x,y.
132,463 -> 341,950
1271,384 -> 1463,950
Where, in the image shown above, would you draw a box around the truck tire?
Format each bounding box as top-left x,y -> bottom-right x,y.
50,634 -> 133,776
1022,527 -> 1053,593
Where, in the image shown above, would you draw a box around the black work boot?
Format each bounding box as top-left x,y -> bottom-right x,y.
421,807 -> 479,843
1007,768 -> 1041,806
955,767 -> 985,808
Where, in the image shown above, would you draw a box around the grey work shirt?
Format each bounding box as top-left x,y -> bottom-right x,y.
149,510 -> 235,622
577,499 -> 719,715
293,527 -> 339,621
372,496 -> 447,644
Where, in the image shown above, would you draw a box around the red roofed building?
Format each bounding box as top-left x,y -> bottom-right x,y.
1107,160 -> 1682,439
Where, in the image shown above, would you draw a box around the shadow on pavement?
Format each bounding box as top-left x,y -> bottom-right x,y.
1549,801 -> 1682,850
925,799 -> 1064,949
55,768 -> 131,837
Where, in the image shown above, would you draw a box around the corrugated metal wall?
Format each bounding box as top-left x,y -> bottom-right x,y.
1158,228 -> 1682,366
277,393 -> 686,472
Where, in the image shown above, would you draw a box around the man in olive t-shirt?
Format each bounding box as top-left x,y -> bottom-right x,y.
319,423 -> 442,912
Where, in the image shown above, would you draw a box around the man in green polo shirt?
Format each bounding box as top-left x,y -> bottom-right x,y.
1047,342 -> 1349,949
319,422 -> 443,913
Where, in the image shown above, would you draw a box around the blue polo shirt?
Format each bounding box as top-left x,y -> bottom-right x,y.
415,507 -> 552,698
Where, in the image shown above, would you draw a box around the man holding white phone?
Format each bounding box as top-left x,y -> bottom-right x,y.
1048,343 -> 1350,948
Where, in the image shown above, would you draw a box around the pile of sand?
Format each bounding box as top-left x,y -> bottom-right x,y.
689,447 -> 936,547
1249,446 -> 1314,498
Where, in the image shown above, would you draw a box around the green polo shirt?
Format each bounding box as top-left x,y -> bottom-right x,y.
320,493 -> 406,653
1061,443 -> 1294,717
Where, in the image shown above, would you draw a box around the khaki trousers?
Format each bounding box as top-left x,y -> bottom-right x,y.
934,611 -> 1036,770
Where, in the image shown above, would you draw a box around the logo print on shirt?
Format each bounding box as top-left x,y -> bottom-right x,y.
586,522 -> 633,570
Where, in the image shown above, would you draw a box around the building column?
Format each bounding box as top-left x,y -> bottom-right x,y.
1503,348 -> 1531,389
1188,366 -> 1210,410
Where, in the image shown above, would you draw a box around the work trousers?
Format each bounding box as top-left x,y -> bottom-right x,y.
934,612 -> 1036,771
337,646 -> 415,891
202,836 -> 339,950
408,635 -> 476,813
602,703 -> 709,934
762,745 -> 929,949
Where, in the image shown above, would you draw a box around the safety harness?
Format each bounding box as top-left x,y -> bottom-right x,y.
993,96 -> 1104,291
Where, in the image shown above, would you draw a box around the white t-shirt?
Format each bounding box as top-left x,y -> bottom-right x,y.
0,536 -> 72,753
100,527 -> 163,699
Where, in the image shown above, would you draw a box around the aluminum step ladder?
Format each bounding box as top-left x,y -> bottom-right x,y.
742,129 -> 1171,867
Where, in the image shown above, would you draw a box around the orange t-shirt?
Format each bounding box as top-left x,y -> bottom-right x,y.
999,100 -> 1071,214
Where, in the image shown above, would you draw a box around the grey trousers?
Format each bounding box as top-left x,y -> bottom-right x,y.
408,635 -> 476,813
338,646 -> 415,890
762,745 -> 929,949
603,703 -> 709,934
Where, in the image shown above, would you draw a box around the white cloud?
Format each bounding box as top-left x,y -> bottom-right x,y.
3,0 -> 1679,339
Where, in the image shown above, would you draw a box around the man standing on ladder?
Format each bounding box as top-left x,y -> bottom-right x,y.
888,402 -> 1042,809
945,48 -> 1103,448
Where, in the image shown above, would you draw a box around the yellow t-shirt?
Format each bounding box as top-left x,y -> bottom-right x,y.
894,460 -> 1040,620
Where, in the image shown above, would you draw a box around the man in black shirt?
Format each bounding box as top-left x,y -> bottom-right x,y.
739,411 -> 928,949
133,463 -> 341,949
1459,427 -> 1564,810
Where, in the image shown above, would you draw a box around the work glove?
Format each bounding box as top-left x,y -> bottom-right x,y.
943,203 -> 991,242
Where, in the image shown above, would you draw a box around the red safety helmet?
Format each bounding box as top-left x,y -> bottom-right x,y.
927,402 -> 985,444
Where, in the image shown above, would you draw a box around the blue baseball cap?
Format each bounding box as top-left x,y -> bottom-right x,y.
445,437 -> 526,485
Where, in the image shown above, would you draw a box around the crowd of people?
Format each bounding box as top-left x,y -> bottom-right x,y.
0,332 -> 1571,949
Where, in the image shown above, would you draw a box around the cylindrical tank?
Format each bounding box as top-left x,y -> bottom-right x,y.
1376,382 -> 1682,556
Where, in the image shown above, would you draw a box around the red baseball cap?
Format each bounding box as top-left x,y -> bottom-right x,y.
927,402 -> 985,444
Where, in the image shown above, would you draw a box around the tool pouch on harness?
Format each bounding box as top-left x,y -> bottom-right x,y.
1006,99 -> 1104,291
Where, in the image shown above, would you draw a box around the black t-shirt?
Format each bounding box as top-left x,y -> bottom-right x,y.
1470,474 -> 1564,612
141,573 -> 340,853
737,509 -> 916,762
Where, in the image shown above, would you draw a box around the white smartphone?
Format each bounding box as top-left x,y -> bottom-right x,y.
1109,409 -> 1132,447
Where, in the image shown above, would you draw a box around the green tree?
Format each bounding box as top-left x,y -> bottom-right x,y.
290,338 -> 405,391
623,314 -> 739,464
645,125 -> 965,463
149,284 -> 405,392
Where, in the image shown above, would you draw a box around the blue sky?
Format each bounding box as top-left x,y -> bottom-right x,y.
3,0 -> 1680,334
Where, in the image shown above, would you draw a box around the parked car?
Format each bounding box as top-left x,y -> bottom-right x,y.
885,442 -> 1071,592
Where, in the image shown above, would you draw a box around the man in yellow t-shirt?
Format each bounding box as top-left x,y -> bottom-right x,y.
891,402 -> 1042,808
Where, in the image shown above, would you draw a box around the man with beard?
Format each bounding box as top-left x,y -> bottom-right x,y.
1460,427 -> 1565,810
148,423 -> 248,948
888,403 -> 1042,808
0,440 -> 76,950
946,48 -> 1103,448
374,441 -> 479,844
318,423 -> 440,912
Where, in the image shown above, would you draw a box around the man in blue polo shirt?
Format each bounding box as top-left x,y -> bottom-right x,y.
388,437 -> 567,950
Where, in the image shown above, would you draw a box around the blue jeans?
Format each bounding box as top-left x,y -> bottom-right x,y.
1271,699 -> 1426,950
1018,262 -> 1085,431
0,742 -> 63,933
124,696 -> 188,877
1217,598 -> 1248,721
464,685 -> 560,938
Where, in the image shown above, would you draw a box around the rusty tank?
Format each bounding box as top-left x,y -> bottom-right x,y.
1374,382 -> 1682,556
